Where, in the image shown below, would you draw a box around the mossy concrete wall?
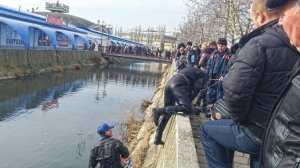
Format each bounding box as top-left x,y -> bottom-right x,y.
0,48 -> 107,79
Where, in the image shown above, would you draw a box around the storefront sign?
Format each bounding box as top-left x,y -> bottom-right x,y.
6,39 -> 24,46
47,15 -> 65,26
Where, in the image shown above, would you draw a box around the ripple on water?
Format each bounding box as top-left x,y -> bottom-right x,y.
0,62 -> 166,168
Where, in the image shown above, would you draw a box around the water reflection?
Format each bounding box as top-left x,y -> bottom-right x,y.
0,62 -> 166,168
0,62 -> 164,122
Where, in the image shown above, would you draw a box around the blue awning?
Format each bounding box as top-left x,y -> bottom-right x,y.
74,34 -> 89,44
56,30 -> 75,48
36,26 -> 57,48
0,16 -> 57,48
0,16 -> 30,47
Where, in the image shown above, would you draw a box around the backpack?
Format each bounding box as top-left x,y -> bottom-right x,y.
95,138 -> 120,168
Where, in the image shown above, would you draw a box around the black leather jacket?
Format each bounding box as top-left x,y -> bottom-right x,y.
262,63 -> 300,168
165,67 -> 204,112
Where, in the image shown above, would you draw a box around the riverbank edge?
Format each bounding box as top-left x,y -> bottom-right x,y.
0,49 -> 109,81
128,63 -> 174,168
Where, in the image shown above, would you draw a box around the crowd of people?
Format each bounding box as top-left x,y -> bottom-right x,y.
173,38 -> 231,116
154,0 -> 300,167
88,41 -> 153,57
88,0 -> 300,167
106,44 -> 152,57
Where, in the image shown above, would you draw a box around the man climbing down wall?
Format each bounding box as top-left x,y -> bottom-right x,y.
153,67 -> 204,145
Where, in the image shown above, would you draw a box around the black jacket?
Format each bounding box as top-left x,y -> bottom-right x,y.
229,20 -> 279,66
262,67 -> 300,168
166,67 -> 204,108
89,137 -> 129,168
223,25 -> 300,143
232,20 -> 279,54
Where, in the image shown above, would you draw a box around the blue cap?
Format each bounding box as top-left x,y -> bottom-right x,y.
97,123 -> 114,134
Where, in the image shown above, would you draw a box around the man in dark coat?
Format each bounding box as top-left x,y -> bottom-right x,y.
231,0 -> 283,57
200,0 -> 300,167
153,67 -> 204,145
213,0 -> 283,120
206,38 -> 230,105
89,123 -> 129,168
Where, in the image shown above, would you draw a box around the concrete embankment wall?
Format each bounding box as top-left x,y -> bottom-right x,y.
0,48 -> 107,79
130,63 -> 199,168
130,63 -> 251,168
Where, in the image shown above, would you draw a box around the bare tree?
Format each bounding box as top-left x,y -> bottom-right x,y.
179,0 -> 252,44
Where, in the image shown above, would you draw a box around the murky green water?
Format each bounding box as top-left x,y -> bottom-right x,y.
0,62 -> 165,168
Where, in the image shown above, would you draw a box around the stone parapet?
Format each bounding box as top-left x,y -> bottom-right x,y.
155,115 -> 200,168
0,48 -> 106,79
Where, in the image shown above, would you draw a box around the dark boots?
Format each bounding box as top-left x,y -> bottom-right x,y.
154,116 -> 166,145
153,107 -> 165,126
154,130 -> 165,145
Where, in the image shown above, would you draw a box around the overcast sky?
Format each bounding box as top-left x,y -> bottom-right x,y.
0,0 -> 187,32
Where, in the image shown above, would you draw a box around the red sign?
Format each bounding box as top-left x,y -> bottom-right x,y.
46,15 -> 65,26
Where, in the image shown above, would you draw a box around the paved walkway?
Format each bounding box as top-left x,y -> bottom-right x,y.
190,114 -> 250,168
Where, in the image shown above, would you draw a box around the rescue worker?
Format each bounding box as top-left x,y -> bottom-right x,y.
89,123 -> 129,168
153,67 -> 204,145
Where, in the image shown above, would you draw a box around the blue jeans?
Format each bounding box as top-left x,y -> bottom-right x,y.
200,119 -> 260,168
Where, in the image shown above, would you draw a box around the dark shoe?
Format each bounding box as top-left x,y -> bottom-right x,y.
154,129 -> 165,145
154,121 -> 165,145
154,139 -> 165,145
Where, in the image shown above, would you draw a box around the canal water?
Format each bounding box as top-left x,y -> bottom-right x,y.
0,62 -> 166,168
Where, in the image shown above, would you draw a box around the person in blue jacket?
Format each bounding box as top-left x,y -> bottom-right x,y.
206,38 -> 230,106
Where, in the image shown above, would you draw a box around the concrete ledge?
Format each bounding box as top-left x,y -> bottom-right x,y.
155,115 -> 200,168
176,115 -> 199,168
155,63 -> 199,168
